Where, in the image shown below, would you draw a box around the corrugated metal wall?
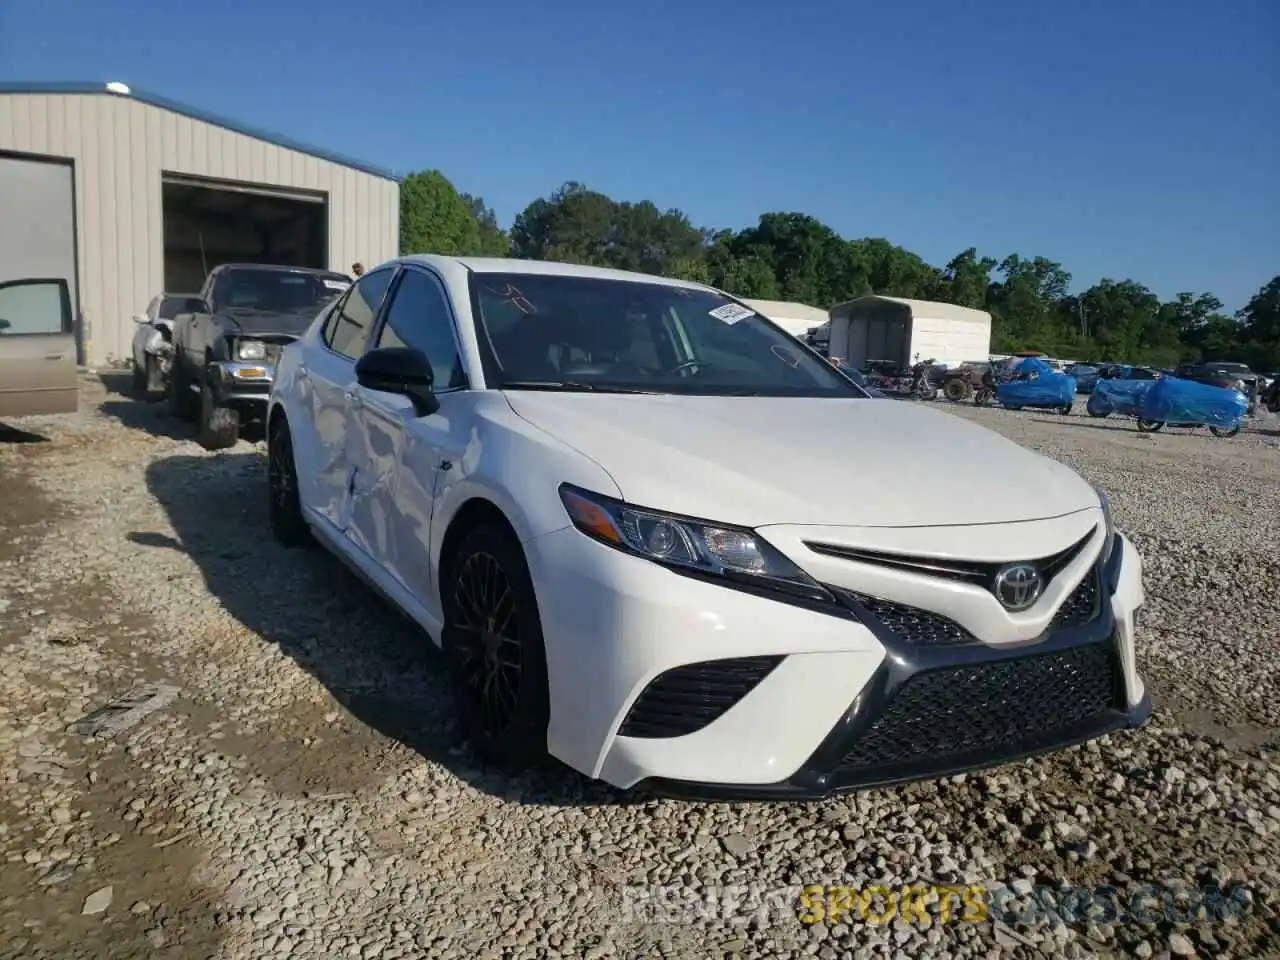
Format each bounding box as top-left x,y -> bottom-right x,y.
0,91 -> 400,365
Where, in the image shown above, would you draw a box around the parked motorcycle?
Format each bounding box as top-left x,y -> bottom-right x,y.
973,364 -> 1001,406
1135,418 -> 1240,439
861,357 -> 940,400
907,357 -> 941,400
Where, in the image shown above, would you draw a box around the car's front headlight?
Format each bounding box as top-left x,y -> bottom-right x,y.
559,484 -> 840,611
237,339 -> 266,361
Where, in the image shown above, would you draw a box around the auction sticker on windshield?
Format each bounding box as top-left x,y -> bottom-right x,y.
709,302 -> 756,325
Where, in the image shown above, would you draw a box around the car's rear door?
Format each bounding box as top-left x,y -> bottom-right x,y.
0,278 -> 77,418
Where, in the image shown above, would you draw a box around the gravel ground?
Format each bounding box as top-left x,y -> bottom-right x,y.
1,374 -> 1278,960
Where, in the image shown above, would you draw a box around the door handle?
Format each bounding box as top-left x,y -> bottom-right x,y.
44,353 -> 64,361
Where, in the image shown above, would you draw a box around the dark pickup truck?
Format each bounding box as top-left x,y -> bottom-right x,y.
168,263 -> 352,449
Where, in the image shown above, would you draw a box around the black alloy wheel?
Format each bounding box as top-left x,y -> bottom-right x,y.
442,525 -> 550,770
268,416 -> 309,546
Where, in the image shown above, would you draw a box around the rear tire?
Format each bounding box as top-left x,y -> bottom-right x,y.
441,524 -> 550,772
268,415 -> 310,547
1209,425 -> 1240,439
197,377 -> 240,451
1136,419 -> 1163,433
943,378 -> 971,402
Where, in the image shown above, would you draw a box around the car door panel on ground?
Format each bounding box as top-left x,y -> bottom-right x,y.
0,278 -> 77,418
346,266 -> 471,603
297,267 -> 396,528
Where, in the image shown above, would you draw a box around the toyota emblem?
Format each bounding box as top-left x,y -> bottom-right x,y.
993,563 -> 1043,612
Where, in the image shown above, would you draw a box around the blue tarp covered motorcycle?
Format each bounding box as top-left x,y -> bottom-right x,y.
1134,376 -> 1247,438
996,359 -> 1077,414
1086,378 -> 1156,418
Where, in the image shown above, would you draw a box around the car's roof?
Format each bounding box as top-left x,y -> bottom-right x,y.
397,254 -> 711,289
217,263 -> 351,278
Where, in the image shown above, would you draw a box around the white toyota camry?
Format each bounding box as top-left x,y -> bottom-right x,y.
267,255 -> 1151,799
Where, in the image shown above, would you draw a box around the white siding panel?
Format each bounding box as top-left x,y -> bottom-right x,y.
0,91 -> 399,365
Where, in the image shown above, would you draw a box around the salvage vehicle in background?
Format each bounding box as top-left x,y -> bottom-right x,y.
130,292 -> 204,400
1066,363 -> 1101,393
266,254 -> 1150,798
168,264 -> 351,449
0,276 -> 77,419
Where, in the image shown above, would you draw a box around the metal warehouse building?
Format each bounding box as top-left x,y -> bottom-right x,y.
0,81 -> 401,366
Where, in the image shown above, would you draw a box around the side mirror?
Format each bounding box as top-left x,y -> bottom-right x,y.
355,347 -> 439,417
133,313 -> 150,324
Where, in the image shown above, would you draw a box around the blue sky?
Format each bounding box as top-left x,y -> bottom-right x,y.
2,0 -> 1276,310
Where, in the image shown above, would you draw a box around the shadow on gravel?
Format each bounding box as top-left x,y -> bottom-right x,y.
97,370 -> 196,442
0,423 -> 50,443
139,452 -> 639,808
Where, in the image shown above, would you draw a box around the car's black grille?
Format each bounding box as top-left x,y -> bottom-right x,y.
617,656 -> 783,739
1051,570 -> 1100,630
835,642 -> 1120,776
844,593 -> 977,647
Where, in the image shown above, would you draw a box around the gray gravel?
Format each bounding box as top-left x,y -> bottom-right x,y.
1,374 -> 1278,960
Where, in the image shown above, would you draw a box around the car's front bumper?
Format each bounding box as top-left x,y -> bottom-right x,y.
526,524 -> 1148,799
208,360 -> 275,406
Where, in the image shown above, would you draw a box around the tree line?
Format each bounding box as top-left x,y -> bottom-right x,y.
398,170 -> 1280,371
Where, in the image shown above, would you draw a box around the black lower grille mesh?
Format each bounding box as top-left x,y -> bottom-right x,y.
618,656 -> 783,739
836,642 -> 1119,774
1051,571 -> 1100,629
846,593 -> 977,647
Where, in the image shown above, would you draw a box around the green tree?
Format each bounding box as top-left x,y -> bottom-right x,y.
1237,276 -> 1280,370
460,193 -> 510,256
938,248 -> 997,309
399,170 -> 485,256
444,174 -> 1271,370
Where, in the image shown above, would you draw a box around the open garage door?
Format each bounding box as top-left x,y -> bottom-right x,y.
161,174 -> 328,293
0,152 -> 79,417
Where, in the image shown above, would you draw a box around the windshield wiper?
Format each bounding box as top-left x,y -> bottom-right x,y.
500,380 -> 657,394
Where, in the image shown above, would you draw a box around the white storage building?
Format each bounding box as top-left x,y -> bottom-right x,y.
741,298 -> 831,339
827,295 -> 992,369
0,81 -> 401,365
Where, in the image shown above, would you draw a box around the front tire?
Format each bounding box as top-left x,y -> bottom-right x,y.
1136,419 -> 1164,433
1209,424 -> 1240,439
197,377 -> 240,451
268,415 -> 310,547
943,378 -> 972,402
441,524 -> 550,771
143,355 -> 166,401
168,355 -> 197,421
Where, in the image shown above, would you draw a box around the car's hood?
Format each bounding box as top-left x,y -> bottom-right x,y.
504,392 -> 1100,528
218,307 -> 319,338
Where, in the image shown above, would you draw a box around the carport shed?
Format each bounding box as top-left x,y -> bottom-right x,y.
0,81 -> 401,366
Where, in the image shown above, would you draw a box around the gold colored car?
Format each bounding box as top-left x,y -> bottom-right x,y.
0,277 -> 77,418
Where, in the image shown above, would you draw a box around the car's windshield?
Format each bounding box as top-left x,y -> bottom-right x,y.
469,272 -> 865,397
213,269 -> 351,313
